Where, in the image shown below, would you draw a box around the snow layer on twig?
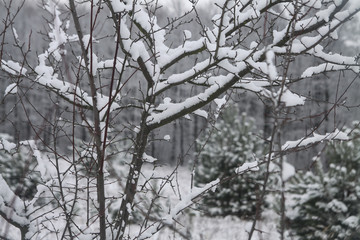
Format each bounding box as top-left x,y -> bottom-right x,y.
282,129 -> 349,151
235,161 -> 259,174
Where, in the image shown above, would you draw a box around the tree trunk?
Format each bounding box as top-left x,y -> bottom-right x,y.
115,113 -> 150,239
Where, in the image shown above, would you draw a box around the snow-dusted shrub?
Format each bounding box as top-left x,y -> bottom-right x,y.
0,134 -> 40,200
288,124 -> 360,240
194,106 -> 264,218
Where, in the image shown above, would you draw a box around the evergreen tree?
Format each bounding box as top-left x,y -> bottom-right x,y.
288,123 -> 360,240
0,134 -> 40,200
194,106 -> 264,218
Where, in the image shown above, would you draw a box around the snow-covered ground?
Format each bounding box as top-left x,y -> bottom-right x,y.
127,164 -> 281,240
0,164 -> 281,239
136,212 -> 280,240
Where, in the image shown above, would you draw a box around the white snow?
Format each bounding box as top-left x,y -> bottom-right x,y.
183,30 -> 192,40
273,29 -> 287,44
282,129 -> 349,151
131,165 -> 280,240
1,60 -> 27,76
4,83 -> 17,95
21,140 -> 51,180
194,109 -> 208,119
0,138 -> 16,152
235,161 -> 259,174
327,199 -> 348,213
34,51 -> 119,119
12,27 -> 18,40
0,175 -> 29,226
279,87 -> 306,107
45,1 -> 68,61
156,38 -> 205,69
110,0 -> 132,12
266,50 -> 278,81
148,74 -> 235,126
155,59 -> 211,94
282,160 -> 295,181
316,4 -> 336,22
143,153 -> 157,163
214,95 -> 227,118
97,57 -> 124,72
89,53 -> 98,76
214,96 -> 227,111
82,34 -> 98,47
343,216 -> 359,228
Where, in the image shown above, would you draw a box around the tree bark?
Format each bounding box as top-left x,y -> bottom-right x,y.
115,114 -> 150,239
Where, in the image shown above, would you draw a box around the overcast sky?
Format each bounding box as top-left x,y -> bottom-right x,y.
157,0 -> 217,14
53,0 -> 217,15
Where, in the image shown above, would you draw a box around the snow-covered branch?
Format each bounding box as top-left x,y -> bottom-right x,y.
282,129 -> 349,151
